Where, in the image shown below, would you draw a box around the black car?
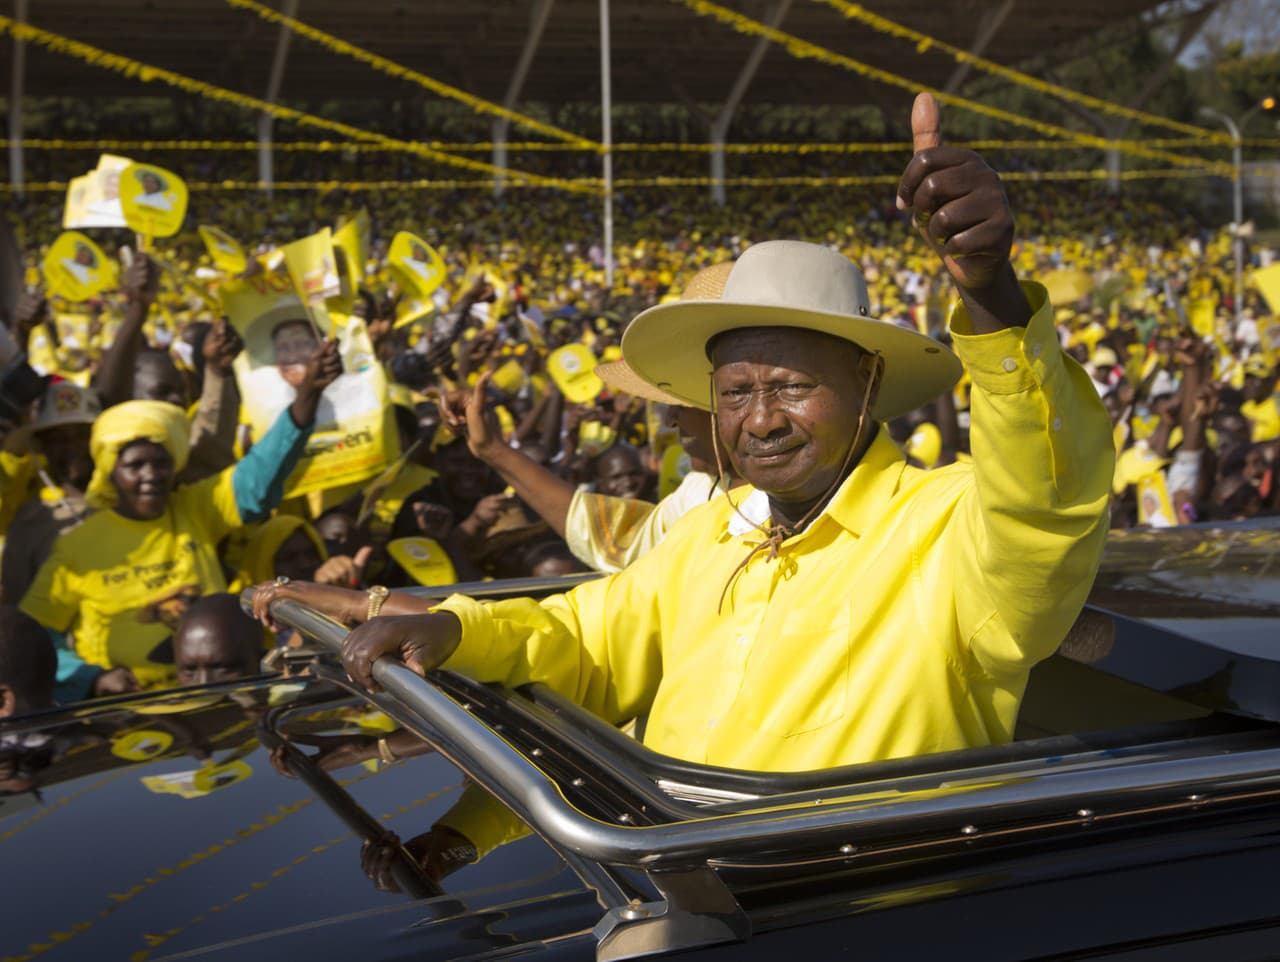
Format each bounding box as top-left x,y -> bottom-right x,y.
7,522 -> 1280,961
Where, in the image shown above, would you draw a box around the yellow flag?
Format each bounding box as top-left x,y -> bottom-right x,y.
119,162 -> 189,238
388,231 -> 447,300
43,231 -> 112,302
333,208 -> 370,285
199,225 -> 248,274
282,227 -> 341,336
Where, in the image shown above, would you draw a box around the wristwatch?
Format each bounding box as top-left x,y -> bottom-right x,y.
366,585 -> 391,621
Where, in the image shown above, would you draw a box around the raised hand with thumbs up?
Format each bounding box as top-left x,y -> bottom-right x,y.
897,92 -> 1031,334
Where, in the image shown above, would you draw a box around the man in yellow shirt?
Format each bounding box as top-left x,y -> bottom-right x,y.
337,95 -> 1113,773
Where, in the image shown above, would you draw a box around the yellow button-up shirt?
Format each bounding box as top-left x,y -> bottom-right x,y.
438,283 -> 1114,772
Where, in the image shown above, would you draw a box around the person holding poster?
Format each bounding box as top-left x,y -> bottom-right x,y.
21,339 -> 342,701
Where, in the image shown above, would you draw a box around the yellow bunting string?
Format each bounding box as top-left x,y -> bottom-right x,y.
1,167 -> 1240,196
667,0 -> 1229,175
809,0 -> 1229,144
0,17 -> 594,194
225,0 -> 599,150
5,137 -> 1277,156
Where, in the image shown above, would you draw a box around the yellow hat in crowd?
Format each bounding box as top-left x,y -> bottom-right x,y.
86,400 -> 189,510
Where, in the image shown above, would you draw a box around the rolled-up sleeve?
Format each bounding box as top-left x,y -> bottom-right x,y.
948,281 -> 1114,675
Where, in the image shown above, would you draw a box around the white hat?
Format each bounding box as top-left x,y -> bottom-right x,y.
620,240 -> 961,420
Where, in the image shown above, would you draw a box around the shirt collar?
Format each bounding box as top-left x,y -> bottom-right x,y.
721,427 -> 908,541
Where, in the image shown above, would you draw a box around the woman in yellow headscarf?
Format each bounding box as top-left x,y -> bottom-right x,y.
21,341 -> 340,702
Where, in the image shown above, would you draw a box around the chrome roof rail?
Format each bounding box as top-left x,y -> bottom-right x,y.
255,594 -> 1280,873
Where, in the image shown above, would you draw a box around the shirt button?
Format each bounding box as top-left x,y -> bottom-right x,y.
1001,357 -> 1018,372
1031,343 -> 1043,358
707,718 -> 719,730
1052,416 -> 1063,431
736,635 -> 750,647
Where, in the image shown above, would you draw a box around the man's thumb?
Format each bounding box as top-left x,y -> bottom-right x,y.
911,92 -> 943,153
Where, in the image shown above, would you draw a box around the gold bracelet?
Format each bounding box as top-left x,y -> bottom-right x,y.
366,585 -> 390,621
377,737 -> 398,764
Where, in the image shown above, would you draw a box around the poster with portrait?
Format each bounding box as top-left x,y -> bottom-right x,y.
119,162 -> 189,238
43,231 -> 113,302
63,154 -> 133,230
282,227 -> 342,336
388,231 -> 448,301
223,273 -> 394,498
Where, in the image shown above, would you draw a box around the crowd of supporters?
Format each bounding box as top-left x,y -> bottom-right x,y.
0,168 -> 1277,715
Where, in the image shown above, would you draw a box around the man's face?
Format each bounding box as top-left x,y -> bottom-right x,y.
273,322 -> 318,389
141,174 -> 162,194
175,623 -> 256,687
596,448 -> 647,500
134,355 -> 187,407
712,327 -> 864,507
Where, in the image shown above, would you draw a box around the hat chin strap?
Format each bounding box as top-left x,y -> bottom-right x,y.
712,353 -> 884,613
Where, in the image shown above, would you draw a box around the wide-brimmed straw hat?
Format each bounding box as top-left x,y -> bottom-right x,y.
595,261 -> 734,410
620,241 -> 961,420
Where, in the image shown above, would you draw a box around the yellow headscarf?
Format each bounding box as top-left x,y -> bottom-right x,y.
237,515 -> 328,586
86,401 -> 190,510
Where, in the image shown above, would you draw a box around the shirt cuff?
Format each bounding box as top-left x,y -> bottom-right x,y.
948,281 -> 1057,396
434,593 -> 496,678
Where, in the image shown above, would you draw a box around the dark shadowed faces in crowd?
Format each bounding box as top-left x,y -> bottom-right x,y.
40,423 -> 94,491
710,326 -> 871,527
433,438 -> 501,515
0,606 -> 55,718
173,594 -> 263,687
273,528 -> 326,583
134,350 -> 188,407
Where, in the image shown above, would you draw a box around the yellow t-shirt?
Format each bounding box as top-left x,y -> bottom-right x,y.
21,471 -> 242,688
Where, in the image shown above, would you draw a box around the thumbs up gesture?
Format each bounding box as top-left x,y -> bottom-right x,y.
897,93 -> 1018,294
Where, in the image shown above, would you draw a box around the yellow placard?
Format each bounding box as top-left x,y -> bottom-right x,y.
199,224 -> 248,274
1188,298 -> 1216,338
489,358 -> 528,394
1255,264 -> 1280,316
43,231 -> 112,302
659,444 -> 692,499
119,162 -> 189,238
1137,472 -> 1176,527
547,344 -> 603,403
225,274 -> 394,498
906,422 -> 942,469
388,536 -> 458,587
111,729 -> 175,762
388,231 -> 448,300
64,154 -> 133,230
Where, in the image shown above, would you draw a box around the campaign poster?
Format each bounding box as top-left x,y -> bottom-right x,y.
224,273 -> 394,498
119,162 -> 189,239
43,231 -> 112,302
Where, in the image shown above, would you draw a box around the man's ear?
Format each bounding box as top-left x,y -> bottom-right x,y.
0,685 -> 16,719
